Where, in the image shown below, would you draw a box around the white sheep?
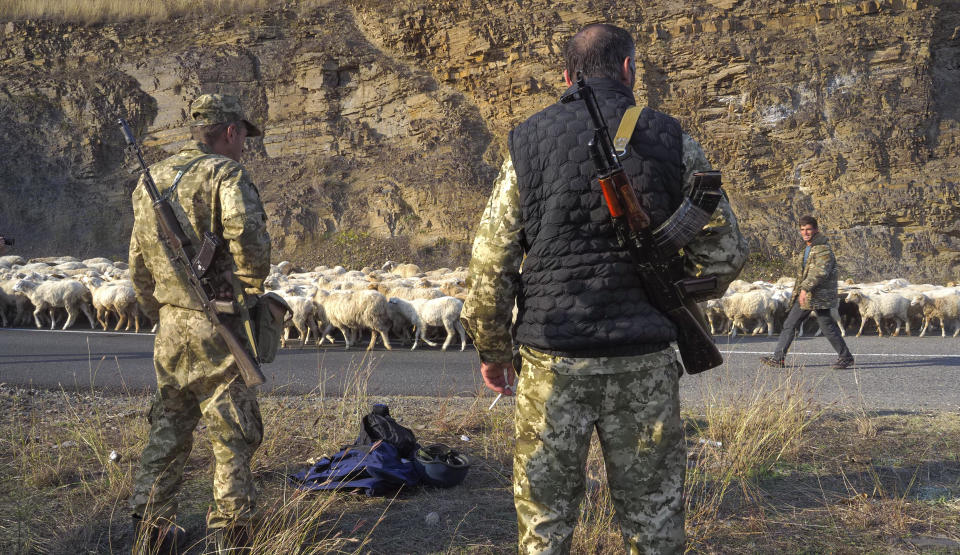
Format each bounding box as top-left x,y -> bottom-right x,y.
387,297 -> 438,350
725,279 -> 758,294
0,255 -> 26,269
379,284 -> 443,301
722,289 -> 777,337
280,295 -> 321,347
393,263 -> 422,278
13,278 -> 96,330
910,291 -> 960,337
845,291 -> 911,337
316,289 -> 392,351
0,276 -> 25,327
701,298 -> 728,335
406,296 -> 467,351
81,276 -> 140,332
53,261 -> 87,271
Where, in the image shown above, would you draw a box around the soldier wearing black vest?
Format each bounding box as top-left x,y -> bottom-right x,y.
462,23 -> 746,555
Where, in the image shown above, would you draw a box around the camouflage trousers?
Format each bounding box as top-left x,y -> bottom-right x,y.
514,346 -> 686,555
130,305 -> 263,530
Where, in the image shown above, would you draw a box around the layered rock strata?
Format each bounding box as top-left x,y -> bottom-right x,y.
0,0 -> 957,281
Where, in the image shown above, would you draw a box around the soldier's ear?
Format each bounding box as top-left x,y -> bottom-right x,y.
226,122 -> 241,142
563,69 -> 573,87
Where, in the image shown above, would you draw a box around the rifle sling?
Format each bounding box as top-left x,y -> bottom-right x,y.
613,106 -> 643,157
163,154 -> 217,202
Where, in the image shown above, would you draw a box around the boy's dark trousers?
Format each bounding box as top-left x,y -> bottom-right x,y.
773,303 -> 852,361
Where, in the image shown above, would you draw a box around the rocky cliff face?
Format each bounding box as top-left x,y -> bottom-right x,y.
0,1 -> 957,281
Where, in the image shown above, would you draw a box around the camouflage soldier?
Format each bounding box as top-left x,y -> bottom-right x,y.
761,215 -> 854,369
461,24 -> 746,555
128,93 -> 270,550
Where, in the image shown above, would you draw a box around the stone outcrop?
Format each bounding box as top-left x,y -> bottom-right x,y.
0,1 -> 957,281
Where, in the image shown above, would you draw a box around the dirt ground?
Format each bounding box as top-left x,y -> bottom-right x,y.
0,382 -> 958,554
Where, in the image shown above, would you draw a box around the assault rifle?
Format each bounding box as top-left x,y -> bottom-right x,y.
118,118 -> 266,386
560,75 -> 724,374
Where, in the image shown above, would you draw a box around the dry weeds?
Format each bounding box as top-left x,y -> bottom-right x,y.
0,363 -> 958,554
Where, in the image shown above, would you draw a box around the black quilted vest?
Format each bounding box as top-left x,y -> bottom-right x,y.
509,78 -> 685,357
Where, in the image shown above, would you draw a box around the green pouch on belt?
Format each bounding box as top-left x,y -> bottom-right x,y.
250,292 -> 290,363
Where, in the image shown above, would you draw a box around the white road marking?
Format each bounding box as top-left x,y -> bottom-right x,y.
1,329 -> 957,359
0,328 -> 154,337
721,349 -> 960,359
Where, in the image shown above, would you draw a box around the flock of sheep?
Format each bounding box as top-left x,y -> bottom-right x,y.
706,278 -> 960,339
2,254 -> 959,352
265,260 -> 469,351
0,255 -> 471,351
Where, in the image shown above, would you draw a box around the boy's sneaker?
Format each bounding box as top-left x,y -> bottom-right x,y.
832,358 -> 855,369
759,356 -> 785,368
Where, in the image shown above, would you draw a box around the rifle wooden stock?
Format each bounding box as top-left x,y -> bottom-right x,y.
212,318 -> 266,386
599,172 -> 650,231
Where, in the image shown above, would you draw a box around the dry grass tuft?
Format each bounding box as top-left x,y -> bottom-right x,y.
684,366 -> 820,550
1,357 -> 958,553
0,0 -> 282,23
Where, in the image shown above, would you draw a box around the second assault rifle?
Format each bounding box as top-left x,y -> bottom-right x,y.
560,75 -> 724,374
118,118 -> 266,387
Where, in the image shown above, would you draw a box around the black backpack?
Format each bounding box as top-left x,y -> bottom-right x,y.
354,404 -> 418,459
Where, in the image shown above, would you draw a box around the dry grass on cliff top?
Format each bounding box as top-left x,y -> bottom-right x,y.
0,0 -> 333,23
0,362 -> 958,554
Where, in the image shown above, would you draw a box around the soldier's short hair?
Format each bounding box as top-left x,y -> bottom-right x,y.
798,215 -> 818,229
564,24 -> 635,82
191,120 -> 242,145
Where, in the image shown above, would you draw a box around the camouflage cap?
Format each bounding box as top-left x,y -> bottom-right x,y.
189,93 -> 262,137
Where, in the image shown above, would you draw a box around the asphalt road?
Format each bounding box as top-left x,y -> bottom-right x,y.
0,327 -> 958,411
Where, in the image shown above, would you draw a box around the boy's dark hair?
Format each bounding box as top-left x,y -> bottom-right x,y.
798,215 -> 818,229
564,24 -> 635,82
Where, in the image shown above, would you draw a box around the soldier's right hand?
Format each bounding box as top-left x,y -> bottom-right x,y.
480,361 -> 516,396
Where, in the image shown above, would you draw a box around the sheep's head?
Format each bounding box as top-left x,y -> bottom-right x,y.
845,291 -> 862,304
81,275 -> 104,288
12,279 -> 34,293
910,294 -> 925,307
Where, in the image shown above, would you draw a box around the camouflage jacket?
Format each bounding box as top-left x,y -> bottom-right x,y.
129,141 -> 271,321
790,232 -> 839,310
461,134 -> 746,364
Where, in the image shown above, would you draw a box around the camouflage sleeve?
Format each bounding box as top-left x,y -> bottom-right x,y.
799,244 -> 833,292
680,134 -> 749,295
461,158 -> 524,364
129,183 -> 160,322
218,165 -> 271,294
